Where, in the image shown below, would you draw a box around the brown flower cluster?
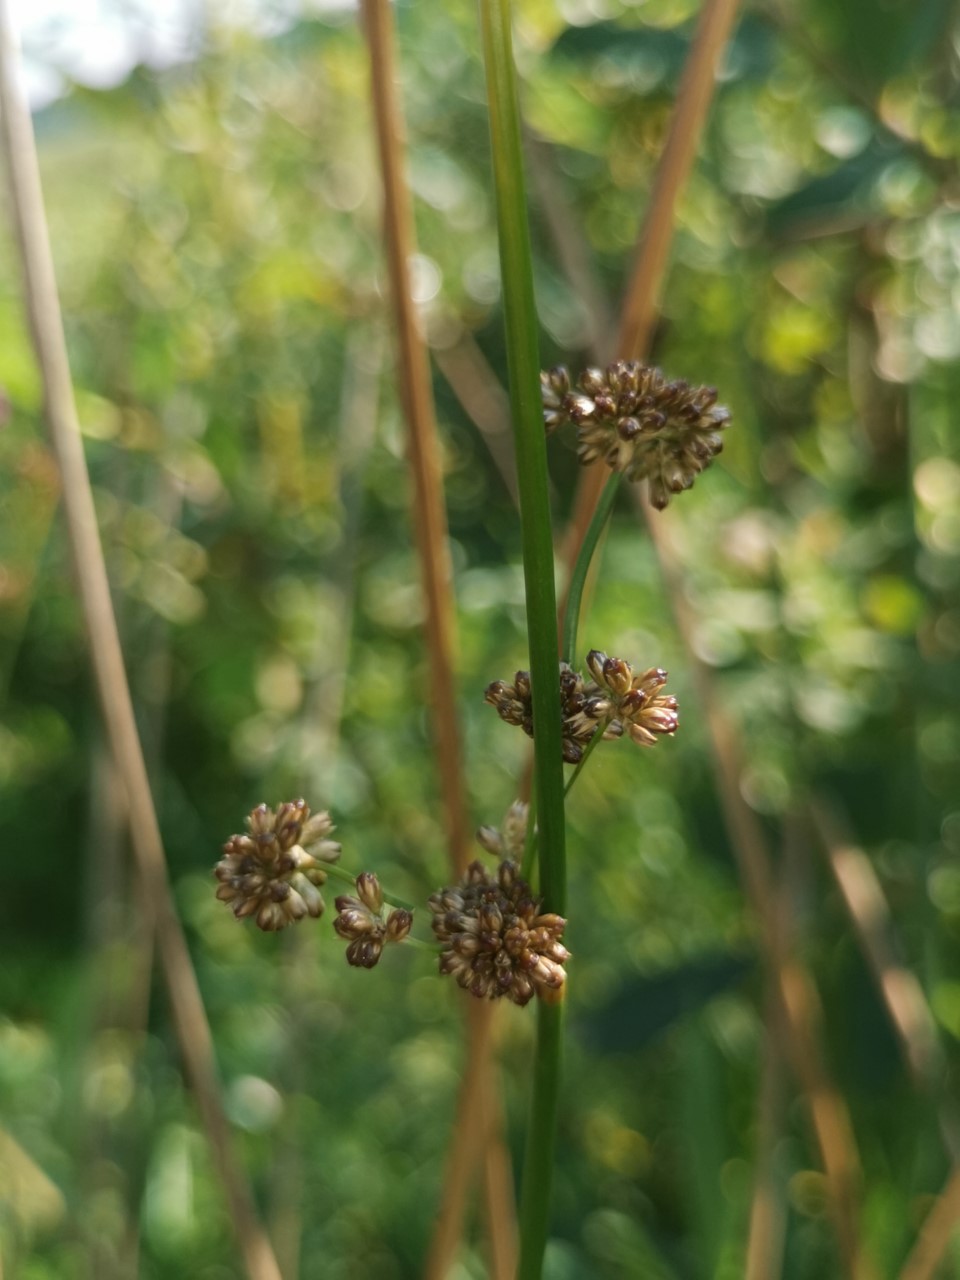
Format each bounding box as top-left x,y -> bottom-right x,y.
585,650 -> 679,747
333,872 -> 413,969
429,857 -> 568,1006
541,360 -> 731,509
485,655 -> 677,762
215,800 -> 342,932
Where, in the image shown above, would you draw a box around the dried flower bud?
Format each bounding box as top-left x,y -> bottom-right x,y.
385,909 -> 413,943
429,859 -> 569,1006
541,359 -> 731,507
214,801 -> 341,931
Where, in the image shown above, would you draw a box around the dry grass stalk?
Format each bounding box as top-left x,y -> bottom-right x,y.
359,1 -> 514,1273
528,0 -> 869,1259
559,0 -> 742,591
644,512 -> 868,1277
898,1171 -> 960,1280
810,799 -> 960,1153
423,1000 -> 504,1280
430,322 -> 519,504
0,7 -> 282,1279
745,1002 -> 787,1280
360,0 -> 470,872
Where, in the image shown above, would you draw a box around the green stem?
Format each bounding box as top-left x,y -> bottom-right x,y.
401,935 -> 442,954
561,470 -> 621,666
519,999 -> 564,1277
564,728 -> 604,797
522,729 -> 605,881
521,786 -> 539,884
478,0 -> 566,1274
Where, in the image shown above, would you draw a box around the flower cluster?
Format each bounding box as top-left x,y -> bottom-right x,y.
485,654 -> 677,762
333,872 -> 413,969
215,800 -> 342,932
484,664 -> 601,764
584,650 -> 679,746
428,856 -> 569,1006
541,360 -> 731,509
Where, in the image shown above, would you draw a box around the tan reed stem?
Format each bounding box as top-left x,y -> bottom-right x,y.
643,510 -> 868,1277
558,0 -> 742,591
359,2 -> 515,1274
529,0 -> 868,1259
745,1000 -> 787,1280
0,8 -> 281,1280
360,0 -> 470,873
898,1170 -> 960,1280
809,798 -> 960,1161
429,320 -> 519,505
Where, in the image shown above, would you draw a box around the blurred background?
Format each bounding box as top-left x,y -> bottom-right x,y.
2,0 -> 960,1276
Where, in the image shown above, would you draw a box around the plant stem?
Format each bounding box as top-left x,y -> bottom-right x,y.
561,469 -> 621,666
478,0 -> 566,1274
564,730 -> 603,797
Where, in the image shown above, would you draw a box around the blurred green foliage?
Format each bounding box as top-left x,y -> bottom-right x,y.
2,0 -> 960,1276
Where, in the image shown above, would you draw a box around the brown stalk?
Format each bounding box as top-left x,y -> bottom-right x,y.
559,0 -> 742,593
898,1171 -> 960,1280
359,1 -> 515,1274
529,0 -> 869,1262
430,321 -> 519,504
745,1000 -> 787,1280
809,798 -> 960,1160
643,510 -> 868,1277
0,8 -> 281,1280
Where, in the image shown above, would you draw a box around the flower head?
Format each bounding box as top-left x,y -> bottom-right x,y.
429,860 -> 569,1007
586,650 -> 679,746
215,800 -> 341,931
485,655 -> 677,760
333,872 -> 413,969
542,360 -> 731,508
484,663 -> 606,764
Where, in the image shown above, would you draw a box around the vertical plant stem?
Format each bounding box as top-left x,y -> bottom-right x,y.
0,8 -> 281,1280
478,0 -> 567,1274
360,1 -> 517,1272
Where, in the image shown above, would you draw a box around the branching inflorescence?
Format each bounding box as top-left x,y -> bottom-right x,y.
212,358 -> 730,1022
542,359 -> 731,509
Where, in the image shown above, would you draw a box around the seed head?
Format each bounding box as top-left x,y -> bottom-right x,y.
541,360 -> 731,508
214,800 -> 341,931
334,873 -> 414,970
428,860 -> 569,1006
484,663 -> 606,764
585,650 -> 679,746
485,656 -> 677,759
